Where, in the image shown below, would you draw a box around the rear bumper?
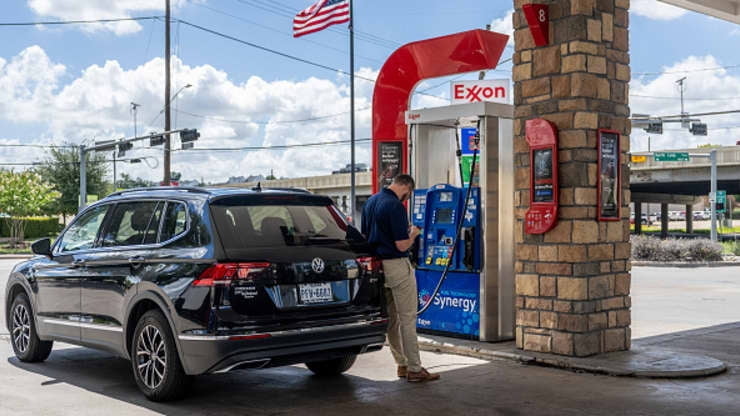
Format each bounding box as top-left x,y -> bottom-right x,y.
178,318 -> 388,375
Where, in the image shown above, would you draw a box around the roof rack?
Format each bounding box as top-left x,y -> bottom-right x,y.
261,187 -> 312,194
107,186 -> 211,198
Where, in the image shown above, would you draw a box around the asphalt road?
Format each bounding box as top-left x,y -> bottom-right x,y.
2,258 -> 740,415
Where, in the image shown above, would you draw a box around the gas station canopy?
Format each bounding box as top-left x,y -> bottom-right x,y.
660,0 -> 740,24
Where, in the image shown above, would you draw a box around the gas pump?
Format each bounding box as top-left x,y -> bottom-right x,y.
401,102 -> 515,342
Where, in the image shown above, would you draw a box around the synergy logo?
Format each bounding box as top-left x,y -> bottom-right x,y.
418,291 -> 477,313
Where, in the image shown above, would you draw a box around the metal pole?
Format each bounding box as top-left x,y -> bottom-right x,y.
79,145 -> 87,212
710,148 -> 718,242
348,0 -> 356,221
112,150 -> 117,191
163,0 -> 172,186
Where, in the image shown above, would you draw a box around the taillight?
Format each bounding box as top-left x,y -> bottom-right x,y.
193,262 -> 271,287
357,256 -> 383,273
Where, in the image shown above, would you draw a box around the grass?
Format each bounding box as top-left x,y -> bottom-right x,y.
629,225 -> 740,233
721,241 -> 740,256
0,238 -> 55,255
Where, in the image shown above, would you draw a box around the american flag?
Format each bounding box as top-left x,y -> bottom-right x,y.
293,0 -> 350,38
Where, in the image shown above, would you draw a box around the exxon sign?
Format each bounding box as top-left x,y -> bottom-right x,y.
450,80 -> 510,105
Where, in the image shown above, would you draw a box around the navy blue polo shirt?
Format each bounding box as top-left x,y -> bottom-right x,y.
361,188 -> 410,259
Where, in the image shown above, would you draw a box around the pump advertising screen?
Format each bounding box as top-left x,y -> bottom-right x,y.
598,130 -> 620,221
377,141 -> 402,189
533,148 -> 554,202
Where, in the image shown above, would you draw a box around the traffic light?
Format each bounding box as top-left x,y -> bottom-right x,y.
149,132 -> 165,146
117,141 -> 133,157
645,119 -> 663,134
690,123 -> 707,136
180,128 -> 200,143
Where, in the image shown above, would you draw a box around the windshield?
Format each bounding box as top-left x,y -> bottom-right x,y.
212,203 -> 355,249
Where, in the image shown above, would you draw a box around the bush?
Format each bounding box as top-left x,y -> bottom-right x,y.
631,236 -> 724,262
0,216 -> 63,239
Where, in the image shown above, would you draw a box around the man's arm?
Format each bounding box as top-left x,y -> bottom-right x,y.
395,226 -> 421,252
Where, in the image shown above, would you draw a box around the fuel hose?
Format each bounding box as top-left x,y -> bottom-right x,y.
417,121 -> 480,316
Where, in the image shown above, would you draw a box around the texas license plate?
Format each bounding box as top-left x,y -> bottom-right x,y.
299,283 -> 333,304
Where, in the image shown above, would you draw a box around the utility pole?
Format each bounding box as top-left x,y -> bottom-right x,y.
79,145 -> 87,211
710,149 -> 718,242
163,0 -> 172,185
122,102 -> 141,191
676,77 -> 688,128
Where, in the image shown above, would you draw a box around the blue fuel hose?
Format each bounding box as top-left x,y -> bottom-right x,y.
417,125 -> 480,316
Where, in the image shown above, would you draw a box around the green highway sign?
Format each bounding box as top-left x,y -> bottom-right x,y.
654,152 -> 690,162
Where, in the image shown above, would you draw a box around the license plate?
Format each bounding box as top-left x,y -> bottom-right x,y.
299,283 -> 333,304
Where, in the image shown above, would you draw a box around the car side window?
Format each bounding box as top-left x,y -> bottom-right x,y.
160,201 -> 188,242
101,201 -> 161,247
58,205 -> 109,252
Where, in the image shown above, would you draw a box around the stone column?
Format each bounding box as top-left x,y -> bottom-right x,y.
512,0 -> 631,356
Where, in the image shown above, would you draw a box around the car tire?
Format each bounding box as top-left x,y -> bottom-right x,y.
130,310 -> 191,402
306,354 -> 357,376
9,292 -> 53,363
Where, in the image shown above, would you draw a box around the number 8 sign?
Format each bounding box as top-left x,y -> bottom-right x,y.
522,4 -> 549,47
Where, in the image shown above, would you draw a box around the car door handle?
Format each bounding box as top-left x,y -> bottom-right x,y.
73,259 -> 86,268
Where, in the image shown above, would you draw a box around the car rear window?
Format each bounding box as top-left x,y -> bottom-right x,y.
211,198 -> 349,249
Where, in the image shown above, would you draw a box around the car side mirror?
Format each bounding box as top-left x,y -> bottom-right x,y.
31,238 -> 52,257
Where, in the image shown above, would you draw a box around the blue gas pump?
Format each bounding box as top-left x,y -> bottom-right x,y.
412,183 -> 482,339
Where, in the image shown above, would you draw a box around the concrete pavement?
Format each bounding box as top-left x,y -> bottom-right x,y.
2,258 -> 740,415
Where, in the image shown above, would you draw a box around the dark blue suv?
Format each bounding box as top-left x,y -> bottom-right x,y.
5,187 -> 387,401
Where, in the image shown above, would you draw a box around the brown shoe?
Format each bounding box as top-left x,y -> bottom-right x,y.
397,366 -> 408,378
406,368 -> 440,383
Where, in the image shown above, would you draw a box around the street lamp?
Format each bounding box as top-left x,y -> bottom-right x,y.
151,83 -> 192,124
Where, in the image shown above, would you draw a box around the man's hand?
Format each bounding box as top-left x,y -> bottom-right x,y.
409,225 -> 421,239
396,226 -> 421,253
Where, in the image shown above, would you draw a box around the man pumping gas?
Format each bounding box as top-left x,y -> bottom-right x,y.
361,174 -> 440,383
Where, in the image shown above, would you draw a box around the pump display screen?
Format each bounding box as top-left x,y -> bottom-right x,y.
435,208 -> 453,224
439,192 -> 453,202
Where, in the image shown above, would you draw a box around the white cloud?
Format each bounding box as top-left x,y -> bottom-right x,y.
630,55 -> 740,151
633,0 -> 687,21
489,9 -> 514,46
0,45 -> 381,183
27,0 -> 192,35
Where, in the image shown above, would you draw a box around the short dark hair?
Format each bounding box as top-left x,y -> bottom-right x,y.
392,174 -> 415,189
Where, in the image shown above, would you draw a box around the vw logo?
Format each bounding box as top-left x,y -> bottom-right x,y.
311,257 -> 325,274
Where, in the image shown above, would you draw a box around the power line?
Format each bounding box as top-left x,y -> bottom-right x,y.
0,143 -> 75,149
174,107 -> 370,124
173,138 -> 371,152
631,94 -> 740,101
0,16 -> 163,26
176,18 -> 447,101
633,64 -> 740,77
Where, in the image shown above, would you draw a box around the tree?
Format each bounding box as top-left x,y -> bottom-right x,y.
0,170 -> 60,247
117,173 -> 155,189
34,146 -> 108,221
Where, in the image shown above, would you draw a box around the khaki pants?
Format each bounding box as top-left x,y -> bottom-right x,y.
381,257 -> 421,372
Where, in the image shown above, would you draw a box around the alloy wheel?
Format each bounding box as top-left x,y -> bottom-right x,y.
136,324 -> 167,390
12,304 -> 31,353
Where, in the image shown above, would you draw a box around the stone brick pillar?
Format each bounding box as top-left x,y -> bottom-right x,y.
512,0 -> 632,356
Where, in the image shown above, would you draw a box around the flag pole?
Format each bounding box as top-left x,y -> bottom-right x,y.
349,0 -> 356,222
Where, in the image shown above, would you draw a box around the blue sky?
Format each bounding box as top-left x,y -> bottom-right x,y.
0,0 -> 739,182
